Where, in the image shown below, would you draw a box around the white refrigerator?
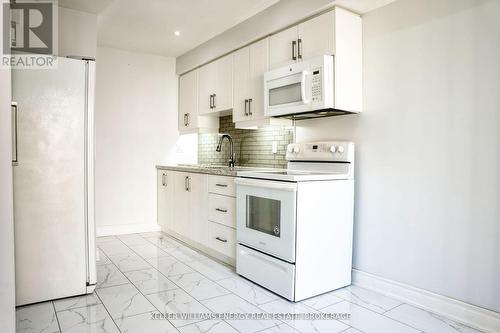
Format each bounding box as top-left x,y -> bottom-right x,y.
12,57 -> 97,306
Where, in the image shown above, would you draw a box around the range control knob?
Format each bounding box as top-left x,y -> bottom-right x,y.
293,146 -> 300,154
337,146 -> 345,154
287,145 -> 294,153
330,146 -> 337,153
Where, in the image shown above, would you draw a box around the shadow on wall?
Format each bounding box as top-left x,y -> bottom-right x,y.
198,115 -> 294,168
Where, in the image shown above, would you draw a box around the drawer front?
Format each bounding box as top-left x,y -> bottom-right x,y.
208,176 -> 236,197
208,222 -> 236,259
208,194 -> 236,228
236,244 -> 295,301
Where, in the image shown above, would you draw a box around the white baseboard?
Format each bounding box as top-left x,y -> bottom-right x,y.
96,223 -> 161,237
352,269 -> 500,333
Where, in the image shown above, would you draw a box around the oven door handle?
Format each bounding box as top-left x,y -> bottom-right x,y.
234,177 -> 297,192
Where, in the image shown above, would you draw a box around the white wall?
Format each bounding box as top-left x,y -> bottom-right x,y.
95,47 -> 191,235
296,0 -> 500,312
58,7 -> 97,58
0,5 -> 15,332
176,0 -> 334,74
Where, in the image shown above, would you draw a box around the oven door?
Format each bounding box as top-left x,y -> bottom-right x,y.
235,177 -> 297,263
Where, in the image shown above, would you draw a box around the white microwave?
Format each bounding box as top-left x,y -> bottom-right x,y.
264,55 -> 352,119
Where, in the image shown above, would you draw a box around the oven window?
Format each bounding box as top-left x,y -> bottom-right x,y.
246,195 -> 281,237
269,82 -> 302,106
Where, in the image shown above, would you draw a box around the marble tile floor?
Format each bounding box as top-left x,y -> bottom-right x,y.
16,231 -> 486,333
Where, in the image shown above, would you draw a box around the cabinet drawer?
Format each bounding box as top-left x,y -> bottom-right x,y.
208,194 -> 236,228
208,176 -> 235,197
208,222 -> 236,259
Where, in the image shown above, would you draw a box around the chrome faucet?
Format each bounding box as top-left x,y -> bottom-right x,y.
216,134 -> 236,168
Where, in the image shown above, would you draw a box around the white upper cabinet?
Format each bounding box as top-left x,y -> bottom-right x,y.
198,54 -> 233,115
197,63 -> 216,115
297,10 -> 335,61
179,70 -> 218,134
233,38 -> 269,123
270,9 -> 346,69
178,70 -> 198,131
268,8 -> 362,112
233,46 -> 250,123
215,54 -> 233,112
269,25 -> 299,70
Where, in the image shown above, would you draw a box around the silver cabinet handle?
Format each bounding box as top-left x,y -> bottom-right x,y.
297,38 -> 302,59
213,94 -> 216,109
162,173 -> 167,186
186,113 -> 190,126
215,237 -> 227,243
183,113 -> 188,127
215,183 -> 228,188
248,98 -> 253,115
209,94 -> 213,109
185,176 -> 191,192
244,99 -> 248,116
292,40 -> 297,60
11,102 -> 18,164
215,208 -> 227,213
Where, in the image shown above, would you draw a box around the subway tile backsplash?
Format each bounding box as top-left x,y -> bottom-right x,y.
198,115 -> 294,168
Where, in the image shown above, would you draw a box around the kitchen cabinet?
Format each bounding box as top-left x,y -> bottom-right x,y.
198,54 -> 233,115
233,38 -> 292,129
178,70 -> 218,134
269,10 -> 335,70
233,38 -> 269,123
171,172 -> 190,237
269,25 -> 299,70
157,171 -> 237,263
157,170 -> 174,230
170,172 -> 208,245
188,173 -> 209,246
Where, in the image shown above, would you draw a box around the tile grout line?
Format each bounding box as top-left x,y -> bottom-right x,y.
113,235 -> 196,332
127,232 -> 376,333
93,288 -> 126,333
114,232 -> 379,333
320,299 -> 425,332
51,301 -> 63,333
143,232 -> 289,332
136,232 -> 252,333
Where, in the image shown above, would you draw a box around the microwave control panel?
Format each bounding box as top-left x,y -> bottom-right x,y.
311,68 -> 322,102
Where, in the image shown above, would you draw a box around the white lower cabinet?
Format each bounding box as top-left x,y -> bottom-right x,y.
157,170 -> 174,229
208,194 -> 236,228
157,171 -> 237,263
169,171 -> 208,246
208,222 -> 237,259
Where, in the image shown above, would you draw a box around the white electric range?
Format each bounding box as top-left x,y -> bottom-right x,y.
234,141 -> 355,302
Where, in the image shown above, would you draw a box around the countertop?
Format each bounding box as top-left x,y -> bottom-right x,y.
156,164 -> 281,177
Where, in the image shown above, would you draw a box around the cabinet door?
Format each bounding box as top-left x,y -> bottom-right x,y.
297,11 -> 334,60
248,38 -> 269,120
188,173 -> 208,246
269,25 -> 298,69
157,170 -> 174,230
198,62 -> 216,115
172,172 -> 190,237
232,46 -> 250,123
179,71 -> 198,131
214,54 -> 233,112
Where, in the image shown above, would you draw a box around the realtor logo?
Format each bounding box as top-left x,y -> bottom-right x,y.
2,0 -> 57,68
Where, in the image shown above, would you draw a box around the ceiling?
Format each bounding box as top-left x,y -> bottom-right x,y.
59,0 -> 280,57
58,0 -> 397,57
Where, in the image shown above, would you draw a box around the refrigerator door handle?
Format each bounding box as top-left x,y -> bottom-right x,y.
12,102 -> 18,165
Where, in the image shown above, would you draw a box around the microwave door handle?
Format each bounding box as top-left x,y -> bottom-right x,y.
301,70 -> 310,104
